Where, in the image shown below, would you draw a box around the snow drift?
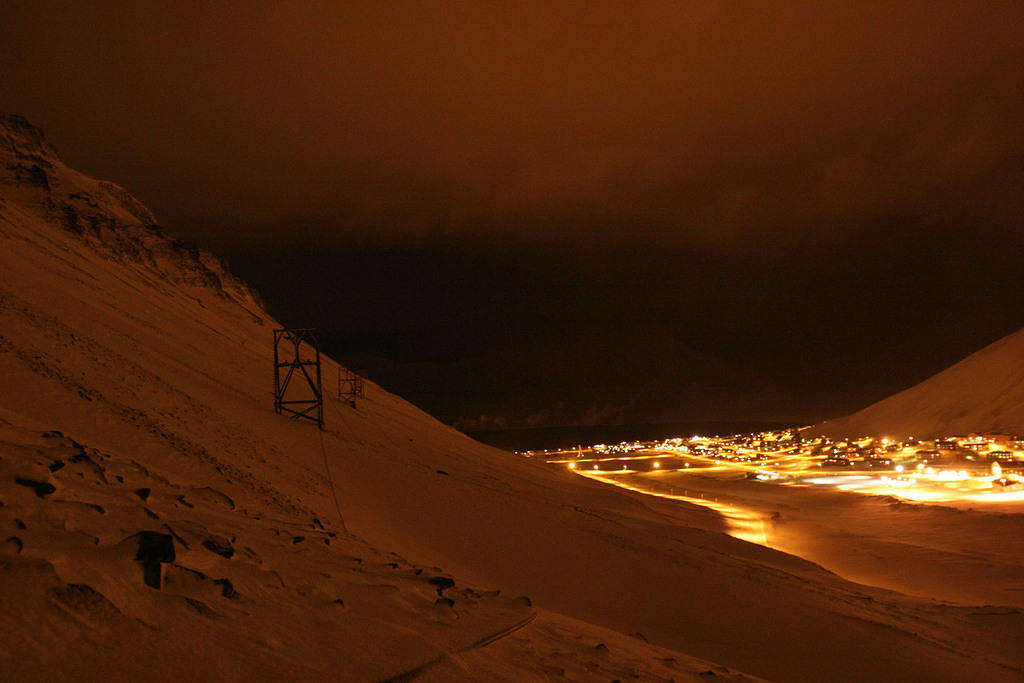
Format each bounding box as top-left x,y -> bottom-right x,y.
817,328 -> 1024,438
3,114 -> 1024,682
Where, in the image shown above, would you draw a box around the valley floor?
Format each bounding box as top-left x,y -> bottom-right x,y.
581,464 -> 1024,609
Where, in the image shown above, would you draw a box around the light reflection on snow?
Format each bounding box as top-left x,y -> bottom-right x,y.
575,469 -> 768,545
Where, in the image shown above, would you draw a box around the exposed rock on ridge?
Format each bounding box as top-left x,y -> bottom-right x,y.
0,114 -> 259,314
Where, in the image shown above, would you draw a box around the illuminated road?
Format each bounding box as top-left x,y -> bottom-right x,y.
577,468 -> 769,544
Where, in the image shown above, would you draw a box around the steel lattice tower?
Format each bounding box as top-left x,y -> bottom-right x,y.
273,328 -> 323,428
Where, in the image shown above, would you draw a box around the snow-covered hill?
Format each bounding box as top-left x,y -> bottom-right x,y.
3,114 -> 1023,682
817,328 -> 1024,439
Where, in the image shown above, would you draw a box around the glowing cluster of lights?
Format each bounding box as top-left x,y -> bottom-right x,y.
533,429 -> 1024,506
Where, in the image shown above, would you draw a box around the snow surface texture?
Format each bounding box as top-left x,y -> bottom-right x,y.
818,328 -> 1024,438
2,114 -> 1024,682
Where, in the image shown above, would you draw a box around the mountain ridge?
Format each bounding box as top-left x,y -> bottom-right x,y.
817,327 -> 1024,438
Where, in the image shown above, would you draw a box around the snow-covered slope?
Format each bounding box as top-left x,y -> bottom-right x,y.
817,328 -> 1024,439
3,114 -> 1024,682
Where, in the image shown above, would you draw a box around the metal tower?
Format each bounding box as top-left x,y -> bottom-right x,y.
337,367 -> 365,408
273,328 -> 323,428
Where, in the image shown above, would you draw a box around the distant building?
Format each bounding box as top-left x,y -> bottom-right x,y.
988,450 -> 1015,462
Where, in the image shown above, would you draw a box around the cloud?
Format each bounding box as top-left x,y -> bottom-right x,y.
3,1 -> 1021,248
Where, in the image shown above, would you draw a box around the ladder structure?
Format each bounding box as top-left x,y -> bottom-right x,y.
273,328 -> 323,428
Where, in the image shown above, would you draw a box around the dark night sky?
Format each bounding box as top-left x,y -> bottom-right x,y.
3,2 -> 1022,430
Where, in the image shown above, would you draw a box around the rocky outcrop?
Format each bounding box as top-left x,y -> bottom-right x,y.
0,114 -> 260,311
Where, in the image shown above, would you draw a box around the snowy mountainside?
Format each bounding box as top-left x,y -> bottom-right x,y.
2,114 -> 1023,682
0,113 -> 762,681
817,327 -> 1024,438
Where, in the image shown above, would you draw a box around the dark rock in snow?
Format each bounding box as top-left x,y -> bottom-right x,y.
202,539 -> 234,559
48,583 -> 121,620
427,576 -> 455,595
15,476 -> 55,498
184,597 -> 218,618
214,578 -> 238,599
133,531 -> 175,589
